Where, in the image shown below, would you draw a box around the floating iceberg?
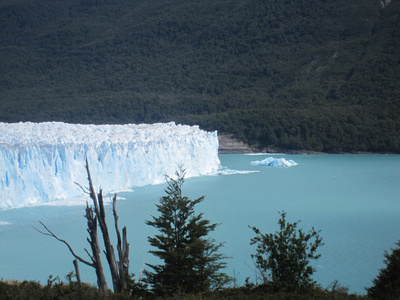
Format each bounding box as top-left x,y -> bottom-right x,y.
0,122 -> 220,209
250,157 -> 298,167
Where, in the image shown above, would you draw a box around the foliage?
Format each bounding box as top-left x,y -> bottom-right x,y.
0,279 -> 369,299
144,168 -> 230,296
0,0 -> 399,153
249,211 -> 324,292
212,284 -> 368,300
366,240 -> 400,299
0,276 -> 107,300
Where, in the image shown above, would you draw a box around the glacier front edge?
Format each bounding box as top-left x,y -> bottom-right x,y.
0,122 -> 220,209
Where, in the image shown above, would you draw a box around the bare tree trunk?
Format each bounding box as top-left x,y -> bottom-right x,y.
84,159 -> 129,293
85,203 -> 108,292
73,259 -> 81,286
113,195 -> 130,291
85,161 -> 120,292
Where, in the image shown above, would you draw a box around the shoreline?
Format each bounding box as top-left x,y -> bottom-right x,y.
217,134 -> 392,155
217,134 -> 326,154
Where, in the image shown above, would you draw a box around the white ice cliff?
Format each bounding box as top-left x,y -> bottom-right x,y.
0,122 -> 220,209
250,157 -> 298,167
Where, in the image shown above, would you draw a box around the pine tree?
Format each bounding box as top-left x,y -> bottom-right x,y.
144,168 -> 230,296
367,240 -> 400,299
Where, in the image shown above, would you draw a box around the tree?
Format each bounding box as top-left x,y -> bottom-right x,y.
367,240 -> 400,299
249,211 -> 324,292
36,159 -> 130,294
144,168 -> 230,296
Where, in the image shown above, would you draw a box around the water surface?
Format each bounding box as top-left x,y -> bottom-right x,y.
1,154 -> 399,294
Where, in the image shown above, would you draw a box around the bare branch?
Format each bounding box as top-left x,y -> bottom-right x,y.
75,181 -> 90,194
34,221 -> 94,267
84,247 -> 95,263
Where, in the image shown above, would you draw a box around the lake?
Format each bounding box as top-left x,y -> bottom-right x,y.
0,154 -> 399,295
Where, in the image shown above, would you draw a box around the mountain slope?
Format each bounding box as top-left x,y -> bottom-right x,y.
0,0 -> 399,152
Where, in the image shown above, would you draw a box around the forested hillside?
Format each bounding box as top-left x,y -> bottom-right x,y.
1,0 -> 399,152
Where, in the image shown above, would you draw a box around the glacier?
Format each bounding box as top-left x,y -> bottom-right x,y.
0,122 -> 220,209
250,157 -> 298,167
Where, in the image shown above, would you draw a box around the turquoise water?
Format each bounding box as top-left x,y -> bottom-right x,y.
0,154 -> 399,294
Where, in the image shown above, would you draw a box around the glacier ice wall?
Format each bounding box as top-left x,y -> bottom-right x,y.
0,122 -> 220,209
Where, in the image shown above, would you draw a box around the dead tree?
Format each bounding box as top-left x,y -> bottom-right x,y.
35,159 -> 130,294
84,158 -> 130,293
113,197 -> 130,291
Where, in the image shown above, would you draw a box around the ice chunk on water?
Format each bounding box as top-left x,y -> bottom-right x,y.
0,122 -> 220,209
217,168 -> 259,175
250,157 -> 298,167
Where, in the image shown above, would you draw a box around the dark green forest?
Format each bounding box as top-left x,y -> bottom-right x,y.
1,0 -> 399,152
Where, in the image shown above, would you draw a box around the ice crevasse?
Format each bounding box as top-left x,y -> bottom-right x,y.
0,122 -> 220,209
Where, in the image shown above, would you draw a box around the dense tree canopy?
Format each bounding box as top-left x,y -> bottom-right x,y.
1,0 -> 399,152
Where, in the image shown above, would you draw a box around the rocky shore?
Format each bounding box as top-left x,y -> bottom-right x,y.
218,134 -> 327,154
217,134 -> 255,154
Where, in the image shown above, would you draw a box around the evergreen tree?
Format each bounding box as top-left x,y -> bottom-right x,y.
144,168 -> 230,296
367,240 -> 400,299
249,211 -> 324,292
